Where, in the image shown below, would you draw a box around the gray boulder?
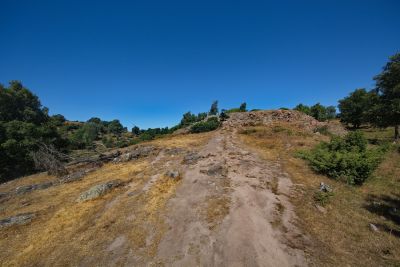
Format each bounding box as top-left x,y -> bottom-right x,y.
115,146 -> 159,163
77,179 -> 123,202
319,182 -> 332,193
16,181 -> 54,195
0,213 -> 35,228
59,170 -> 86,184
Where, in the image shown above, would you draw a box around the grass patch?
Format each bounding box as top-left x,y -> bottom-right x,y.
314,191 -> 334,206
205,196 -> 230,230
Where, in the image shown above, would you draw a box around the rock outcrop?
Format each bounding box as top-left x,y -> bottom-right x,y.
77,179 -> 123,202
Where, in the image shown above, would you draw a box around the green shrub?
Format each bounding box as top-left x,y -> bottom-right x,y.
239,128 -> 258,135
314,191 -> 334,206
272,125 -> 292,135
102,136 -> 115,148
314,125 -> 330,135
298,131 -> 386,185
190,117 -> 221,133
226,108 -> 242,113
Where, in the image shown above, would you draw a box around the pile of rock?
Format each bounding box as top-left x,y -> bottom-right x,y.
223,109 -> 344,134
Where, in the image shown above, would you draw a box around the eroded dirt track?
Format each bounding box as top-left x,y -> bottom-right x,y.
154,129 -> 307,266
0,129 -> 307,267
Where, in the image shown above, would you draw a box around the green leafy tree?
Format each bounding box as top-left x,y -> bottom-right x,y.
132,125 -> 141,135
197,112 -> 207,121
0,120 -> 64,181
0,81 -> 49,124
294,104 -> 311,115
50,114 -> 66,126
338,89 -> 376,128
107,119 -> 124,135
310,103 -> 327,121
87,117 -> 102,124
180,112 -> 197,126
239,102 -> 247,112
0,82 -> 67,182
373,53 -> 400,140
326,106 -> 337,120
70,122 -> 101,149
209,100 -> 219,115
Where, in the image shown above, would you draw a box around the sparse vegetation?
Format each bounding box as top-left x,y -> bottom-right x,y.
298,131 -> 387,185
190,117 -> 221,133
294,103 -> 336,121
314,191 -> 334,206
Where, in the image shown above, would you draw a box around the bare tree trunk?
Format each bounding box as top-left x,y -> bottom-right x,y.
395,125 -> 399,141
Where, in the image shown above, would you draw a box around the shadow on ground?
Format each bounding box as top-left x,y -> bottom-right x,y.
364,194 -> 400,237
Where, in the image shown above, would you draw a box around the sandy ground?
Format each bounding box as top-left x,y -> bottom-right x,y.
153,129 -> 307,266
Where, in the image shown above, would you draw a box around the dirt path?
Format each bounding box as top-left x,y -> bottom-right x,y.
154,129 -> 307,266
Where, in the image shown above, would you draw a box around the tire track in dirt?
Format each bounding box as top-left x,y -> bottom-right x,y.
154,129 -> 307,266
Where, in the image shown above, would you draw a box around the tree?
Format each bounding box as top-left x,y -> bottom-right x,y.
107,119 -> 124,135
0,82 -> 67,182
239,102 -> 247,112
310,103 -> 327,121
326,106 -> 337,120
294,104 -> 311,115
373,53 -> 400,140
70,122 -> 101,148
0,81 -> 49,124
0,120 -> 64,181
219,109 -> 229,121
338,89 -> 376,128
87,117 -> 102,124
209,100 -> 219,115
180,112 -> 197,126
50,114 -> 66,126
132,126 -> 141,135
197,112 -> 207,121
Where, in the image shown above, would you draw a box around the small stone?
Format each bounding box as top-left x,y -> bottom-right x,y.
319,182 -> 332,193
315,204 -> 327,214
369,223 -> 379,232
165,170 -> 180,179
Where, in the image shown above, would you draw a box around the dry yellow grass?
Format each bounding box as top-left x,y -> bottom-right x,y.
0,132 -> 212,266
205,196 -> 230,230
149,132 -> 213,149
240,123 -> 400,266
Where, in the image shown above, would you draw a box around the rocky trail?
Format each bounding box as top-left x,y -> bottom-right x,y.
0,111 -> 315,266
152,129 -> 307,266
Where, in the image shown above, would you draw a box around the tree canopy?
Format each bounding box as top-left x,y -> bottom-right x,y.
373,53 -> 400,139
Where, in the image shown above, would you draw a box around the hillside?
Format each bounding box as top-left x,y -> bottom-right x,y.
1,110 -> 399,266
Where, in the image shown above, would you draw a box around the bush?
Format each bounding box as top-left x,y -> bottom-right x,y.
298,131 -> 386,185
190,117 -> 221,133
314,191 -> 334,206
314,125 -> 330,135
226,108 -> 242,113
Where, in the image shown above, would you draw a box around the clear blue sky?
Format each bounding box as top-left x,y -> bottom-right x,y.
1,0 -> 399,129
